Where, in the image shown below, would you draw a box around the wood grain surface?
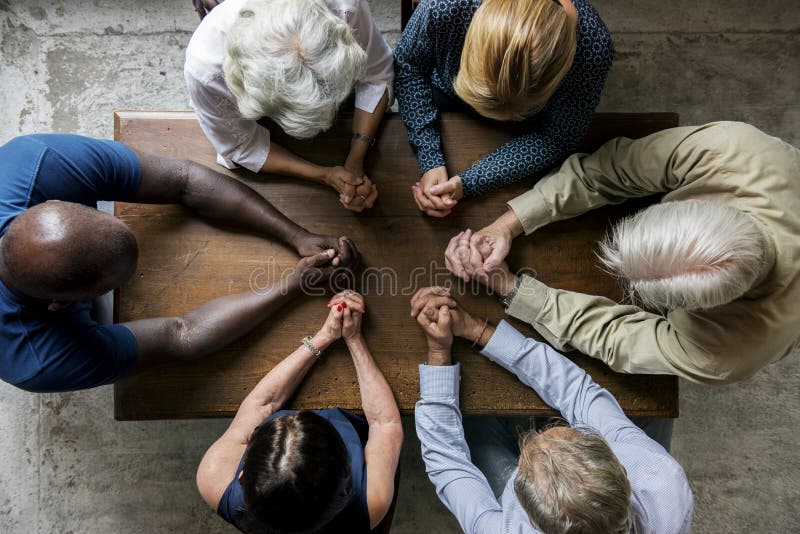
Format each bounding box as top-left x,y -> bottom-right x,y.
113,111 -> 679,420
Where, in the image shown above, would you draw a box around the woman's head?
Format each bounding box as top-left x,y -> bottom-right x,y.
514,425 -> 631,533
240,411 -> 352,533
454,0 -> 578,121
223,0 -> 366,139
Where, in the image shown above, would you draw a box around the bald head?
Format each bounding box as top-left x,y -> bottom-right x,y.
0,201 -> 138,301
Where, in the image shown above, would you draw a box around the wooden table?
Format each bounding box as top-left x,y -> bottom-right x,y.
113,111 -> 679,421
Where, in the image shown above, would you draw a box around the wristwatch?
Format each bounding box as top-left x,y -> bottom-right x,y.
500,276 -> 522,308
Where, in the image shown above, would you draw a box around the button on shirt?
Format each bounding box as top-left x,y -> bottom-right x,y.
0,134 -> 141,392
415,321 -> 694,533
184,0 -> 395,173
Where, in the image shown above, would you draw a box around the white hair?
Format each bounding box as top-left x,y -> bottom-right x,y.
599,200 -> 767,311
223,0 -> 366,139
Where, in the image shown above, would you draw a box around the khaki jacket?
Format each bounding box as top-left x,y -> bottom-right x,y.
506,122 -> 800,384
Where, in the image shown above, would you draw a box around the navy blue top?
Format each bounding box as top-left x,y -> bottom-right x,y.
0,134 -> 142,392
217,408 -> 372,534
394,0 -> 614,196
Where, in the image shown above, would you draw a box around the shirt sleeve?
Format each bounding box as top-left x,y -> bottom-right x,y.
18,323 -> 139,393
459,0 -> 614,197
185,71 -> 271,173
480,320 -> 661,446
505,275 -> 730,383
506,125 -> 727,234
393,2 -> 448,176
350,0 -> 394,112
414,363 -> 506,534
30,134 -> 143,204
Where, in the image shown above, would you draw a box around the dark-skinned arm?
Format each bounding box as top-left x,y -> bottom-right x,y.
129,150 -> 358,262
122,250 -> 335,371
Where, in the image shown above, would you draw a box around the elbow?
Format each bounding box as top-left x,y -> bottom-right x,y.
164,316 -> 195,360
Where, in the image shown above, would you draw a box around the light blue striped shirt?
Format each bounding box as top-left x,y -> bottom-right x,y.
415,320 -> 694,533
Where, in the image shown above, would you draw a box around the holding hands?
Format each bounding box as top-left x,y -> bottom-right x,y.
412,166 -> 464,218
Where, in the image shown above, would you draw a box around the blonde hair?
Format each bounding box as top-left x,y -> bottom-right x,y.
454,0 -> 577,121
514,426 -> 631,534
223,0 -> 366,139
599,200 -> 768,311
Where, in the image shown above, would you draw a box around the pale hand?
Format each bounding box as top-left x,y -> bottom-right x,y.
412,166 -> 457,218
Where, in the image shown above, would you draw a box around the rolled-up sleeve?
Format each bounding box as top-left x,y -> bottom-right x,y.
184,70 -> 271,173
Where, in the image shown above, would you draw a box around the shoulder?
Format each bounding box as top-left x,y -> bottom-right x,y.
416,0 -> 478,26
573,0 -> 614,65
628,452 -> 694,533
197,433 -> 247,512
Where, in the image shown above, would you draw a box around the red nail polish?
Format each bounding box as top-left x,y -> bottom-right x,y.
337,305 -> 343,311
342,302 -> 347,309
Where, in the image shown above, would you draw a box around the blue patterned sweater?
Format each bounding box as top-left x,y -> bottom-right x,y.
393,0 -> 614,197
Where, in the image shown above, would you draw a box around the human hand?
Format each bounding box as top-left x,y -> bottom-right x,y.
411,287 -> 484,343
341,174 -> 378,212
327,290 -> 366,343
414,297 -> 453,364
444,229 -> 487,282
471,213 -> 519,271
445,231 -> 518,296
324,166 -> 373,212
289,249 -> 338,287
318,295 -> 347,345
412,166 -> 459,218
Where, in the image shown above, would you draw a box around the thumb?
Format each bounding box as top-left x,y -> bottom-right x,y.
430,178 -> 455,195
439,305 -> 451,329
311,248 -> 336,266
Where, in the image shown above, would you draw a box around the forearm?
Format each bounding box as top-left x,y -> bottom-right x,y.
416,365 -> 503,533
240,329 -> 333,413
460,133 -> 567,197
259,141 -> 329,184
345,90 -> 389,171
347,336 -> 400,427
181,160 -> 308,248
173,276 -> 301,360
480,320 -> 634,433
506,275 -> 683,376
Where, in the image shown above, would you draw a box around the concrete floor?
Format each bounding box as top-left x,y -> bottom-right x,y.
1,1 -> 799,532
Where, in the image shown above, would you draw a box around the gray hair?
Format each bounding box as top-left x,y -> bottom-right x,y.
223,0 -> 366,139
599,200 -> 767,311
514,426 -> 631,534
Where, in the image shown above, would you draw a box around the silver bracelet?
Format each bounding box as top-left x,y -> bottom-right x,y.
302,335 -> 322,358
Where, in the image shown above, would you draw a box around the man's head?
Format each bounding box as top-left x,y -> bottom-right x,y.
240,411 -> 353,533
515,426 -> 631,533
454,0 -> 578,121
599,200 -> 768,311
223,0 -> 366,140
0,201 -> 138,302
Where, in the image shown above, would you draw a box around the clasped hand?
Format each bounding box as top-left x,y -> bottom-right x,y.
317,290 -> 367,346
412,166 -> 463,218
325,166 -> 378,213
409,287 -> 486,365
444,228 -> 517,297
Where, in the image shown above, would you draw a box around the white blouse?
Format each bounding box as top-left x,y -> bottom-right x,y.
184,0 -> 394,172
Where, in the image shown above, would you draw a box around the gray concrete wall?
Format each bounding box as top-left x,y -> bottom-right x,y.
1,1 -> 798,532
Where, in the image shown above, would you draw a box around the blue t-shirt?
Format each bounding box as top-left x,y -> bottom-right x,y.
0,134 -> 143,392
217,408 -> 372,533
